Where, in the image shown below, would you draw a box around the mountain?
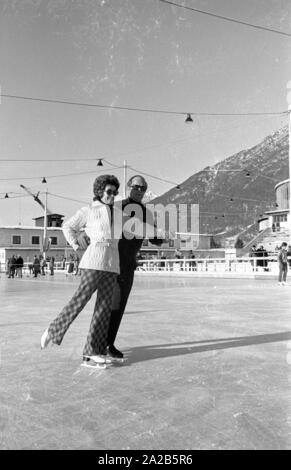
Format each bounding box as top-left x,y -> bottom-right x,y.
142,190 -> 158,203
151,126 -> 289,246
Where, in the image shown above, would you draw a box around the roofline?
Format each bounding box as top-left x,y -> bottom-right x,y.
0,226 -> 64,230
33,214 -> 64,220
0,247 -> 73,251
265,209 -> 289,215
274,179 -> 289,191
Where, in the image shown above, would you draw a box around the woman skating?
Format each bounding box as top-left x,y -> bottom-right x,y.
40,174 -> 121,367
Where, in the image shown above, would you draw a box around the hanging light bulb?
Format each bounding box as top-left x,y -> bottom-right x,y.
97,159 -> 103,167
185,113 -> 193,123
42,177 -> 47,183
5,193 -> 9,198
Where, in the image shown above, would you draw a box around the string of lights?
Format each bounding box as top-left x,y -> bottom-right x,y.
0,145 -> 286,211
0,193 -> 31,200
0,113 -> 286,164
0,94 -> 288,118
156,0 -> 291,38
0,191 -> 275,220
0,167 -> 123,182
216,193 -> 275,204
127,165 -> 180,187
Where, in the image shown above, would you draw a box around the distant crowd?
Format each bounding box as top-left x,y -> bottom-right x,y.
248,244 -> 291,271
4,253 -> 81,278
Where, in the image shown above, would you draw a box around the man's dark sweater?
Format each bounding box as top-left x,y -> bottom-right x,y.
118,197 -> 162,274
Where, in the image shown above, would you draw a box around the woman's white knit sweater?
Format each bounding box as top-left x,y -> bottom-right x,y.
62,200 -> 122,274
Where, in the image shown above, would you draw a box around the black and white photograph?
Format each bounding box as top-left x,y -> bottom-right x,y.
0,0 -> 290,453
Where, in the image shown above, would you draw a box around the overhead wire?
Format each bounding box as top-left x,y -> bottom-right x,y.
0,93 -> 288,117
48,193 -> 89,205
156,0 -> 291,38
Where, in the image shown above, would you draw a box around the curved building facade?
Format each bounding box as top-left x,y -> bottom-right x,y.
275,179 -> 289,211
263,179 -> 289,233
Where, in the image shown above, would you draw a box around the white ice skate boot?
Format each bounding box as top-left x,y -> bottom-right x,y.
40,328 -> 51,349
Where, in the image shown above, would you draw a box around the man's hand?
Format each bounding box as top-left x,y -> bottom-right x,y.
77,232 -> 90,250
149,228 -> 166,246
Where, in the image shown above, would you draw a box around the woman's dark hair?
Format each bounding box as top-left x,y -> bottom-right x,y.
93,174 -> 120,201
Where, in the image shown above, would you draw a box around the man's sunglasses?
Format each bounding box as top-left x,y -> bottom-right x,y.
104,189 -> 118,196
130,185 -> 147,192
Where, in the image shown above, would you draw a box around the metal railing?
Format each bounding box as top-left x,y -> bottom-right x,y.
1,257 -> 289,276
136,256 -> 286,275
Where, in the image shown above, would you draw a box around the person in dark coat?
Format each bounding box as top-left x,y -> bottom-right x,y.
32,255 -> 41,277
8,255 -> 17,278
256,245 -> 268,271
249,245 -> 257,271
278,242 -> 288,285
49,256 -> 55,275
16,254 -> 24,278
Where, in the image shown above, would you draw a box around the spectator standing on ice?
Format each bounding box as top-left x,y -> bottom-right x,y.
249,245 -> 257,271
8,255 -> 17,278
278,242 -> 288,286
40,256 -> 47,275
16,254 -> 24,278
32,255 -> 41,278
49,256 -> 55,276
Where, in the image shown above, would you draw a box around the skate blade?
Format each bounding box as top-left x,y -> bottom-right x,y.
108,357 -> 126,363
83,355 -> 113,365
81,362 -> 108,370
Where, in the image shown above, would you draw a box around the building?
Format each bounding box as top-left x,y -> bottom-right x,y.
0,214 -> 74,267
33,213 -> 65,228
263,179 -> 289,233
238,179 -> 290,255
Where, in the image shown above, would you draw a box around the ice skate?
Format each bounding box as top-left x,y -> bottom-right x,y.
81,354 -> 112,369
40,328 -> 51,349
107,345 -> 125,363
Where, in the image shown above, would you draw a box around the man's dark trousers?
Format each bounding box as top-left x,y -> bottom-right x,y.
107,270 -> 135,347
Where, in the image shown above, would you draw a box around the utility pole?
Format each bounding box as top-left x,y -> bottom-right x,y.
43,188 -> 48,260
123,159 -> 127,198
287,81 -> 291,245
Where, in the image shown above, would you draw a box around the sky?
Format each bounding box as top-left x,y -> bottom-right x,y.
0,0 -> 290,225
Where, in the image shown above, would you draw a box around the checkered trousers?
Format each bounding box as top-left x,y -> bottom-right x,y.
48,269 -> 117,355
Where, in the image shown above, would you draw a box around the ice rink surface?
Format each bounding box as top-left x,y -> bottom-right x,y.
0,273 -> 290,450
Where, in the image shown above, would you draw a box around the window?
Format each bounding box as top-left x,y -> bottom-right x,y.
274,214 -> 287,223
32,236 -> 40,245
50,237 -> 58,246
12,235 -> 21,245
